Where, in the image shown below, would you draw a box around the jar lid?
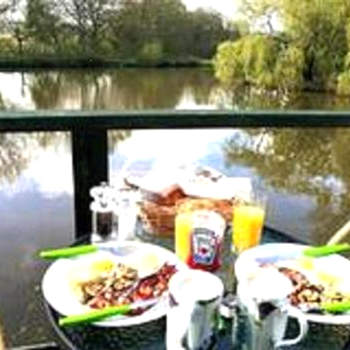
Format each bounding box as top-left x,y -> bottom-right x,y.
90,200 -> 116,213
191,210 -> 226,236
90,182 -> 114,200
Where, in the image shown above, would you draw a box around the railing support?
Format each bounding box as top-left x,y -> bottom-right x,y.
72,127 -> 108,237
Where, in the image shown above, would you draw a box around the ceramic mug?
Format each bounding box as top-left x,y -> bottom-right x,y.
166,270 -> 224,350
237,268 -> 308,349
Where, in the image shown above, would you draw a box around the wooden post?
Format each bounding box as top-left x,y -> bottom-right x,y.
71,127 -> 108,238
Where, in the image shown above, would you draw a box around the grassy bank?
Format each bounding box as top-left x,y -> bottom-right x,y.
0,56 -> 213,71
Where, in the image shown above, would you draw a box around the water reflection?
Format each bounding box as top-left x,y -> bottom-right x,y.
0,69 -> 219,110
0,132 -> 70,186
107,127 -> 350,245
3,68 -> 350,110
223,128 -> 350,244
0,132 -> 74,346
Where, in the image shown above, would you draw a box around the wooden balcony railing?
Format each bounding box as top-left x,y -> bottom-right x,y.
1,110 -> 350,237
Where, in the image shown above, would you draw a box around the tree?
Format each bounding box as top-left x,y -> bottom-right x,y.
25,0 -> 65,55
108,0 -> 188,59
215,0 -> 350,94
56,0 -> 120,55
0,0 -> 13,15
186,9 -> 228,58
1,0 -> 27,56
214,34 -> 304,92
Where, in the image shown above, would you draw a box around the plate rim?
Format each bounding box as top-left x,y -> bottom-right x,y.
42,240 -> 188,327
235,242 -> 350,325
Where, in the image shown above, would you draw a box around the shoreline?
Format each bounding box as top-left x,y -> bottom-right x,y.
0,57 -> 213,71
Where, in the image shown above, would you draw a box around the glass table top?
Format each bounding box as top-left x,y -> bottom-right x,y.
43,226 -> 350,350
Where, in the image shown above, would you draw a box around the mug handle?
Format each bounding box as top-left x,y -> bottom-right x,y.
274,307 -> 309,348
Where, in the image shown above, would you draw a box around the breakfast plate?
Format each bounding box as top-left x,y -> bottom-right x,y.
42,241 -> 188,327
235,243 -> 350,325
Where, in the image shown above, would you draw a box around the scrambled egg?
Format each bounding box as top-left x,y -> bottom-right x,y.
127,252 -> 161,278
90,259 -> 116,276
297,257 -> 315,271
68,255 -> 116,302
296,257 -> 347,291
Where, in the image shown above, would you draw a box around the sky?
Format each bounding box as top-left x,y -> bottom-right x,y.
183,0 -> 239,19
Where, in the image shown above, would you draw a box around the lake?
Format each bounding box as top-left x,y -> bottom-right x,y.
1,68 -> 350,346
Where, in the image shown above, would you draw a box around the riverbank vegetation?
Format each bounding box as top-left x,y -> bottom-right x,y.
214,0 -> 350,95
0,0 -> 236,68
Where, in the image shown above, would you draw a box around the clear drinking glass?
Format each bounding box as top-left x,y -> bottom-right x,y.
232,189 -> 267,255
116,188 -> 140,241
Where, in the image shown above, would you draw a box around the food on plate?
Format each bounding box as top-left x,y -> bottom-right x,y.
139,184 -> 186,207
126,252 -> 162,278
140,197 -> 234,236
75,260 -> 177,314
124,165 -> 250,236
139,201 -> 177,235
278,266 -> 350,309
259,260 -> 350,313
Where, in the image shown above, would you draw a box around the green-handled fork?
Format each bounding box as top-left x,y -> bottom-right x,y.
303,243 -> 350,257
58,297 -> 160,327
39,244 -> 136,259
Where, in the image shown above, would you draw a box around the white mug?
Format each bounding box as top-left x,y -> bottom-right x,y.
237,267 -> 308,349
166,270 -> 224,350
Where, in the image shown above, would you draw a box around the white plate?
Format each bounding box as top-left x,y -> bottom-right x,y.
42,241 -> 188,327
235,243 -> 350,325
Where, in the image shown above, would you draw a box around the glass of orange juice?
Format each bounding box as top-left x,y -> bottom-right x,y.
175,209 -> 193,263
232,190 -> 267,255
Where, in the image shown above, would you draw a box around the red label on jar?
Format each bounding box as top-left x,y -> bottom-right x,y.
192,228 -> 218,266
186,210 -> 225,272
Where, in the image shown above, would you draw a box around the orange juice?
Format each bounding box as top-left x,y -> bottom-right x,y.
175,212 -> 192,262
233,204 -> 265,254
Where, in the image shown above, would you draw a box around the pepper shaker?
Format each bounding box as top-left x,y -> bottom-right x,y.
90,182 -> 117,243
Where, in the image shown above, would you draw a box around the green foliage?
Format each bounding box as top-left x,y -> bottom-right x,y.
214,41 -> 245,86
337,71 -> 350,95
216,0 -> 350,94
0,35 -> 17,55
139,41 -> 164,62
240,35 -> 279,87
275,46 -> 304,92
215,35 -> 303,91
0,0 -> 230,63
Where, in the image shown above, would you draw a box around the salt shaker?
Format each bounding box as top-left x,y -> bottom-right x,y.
90,182 -> 117,243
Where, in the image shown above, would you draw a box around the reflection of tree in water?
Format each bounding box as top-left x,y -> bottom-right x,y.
223,128 -> 350,244
108,69 -> 204,109
0,134 -> 31,184
0,92 -> 5,110
0,129 -> 131,184
108,130 -> 131,153
29,72 -> 62,109
29,70 -> 110,109
0,132 -> 71,184
28,68 -> 219,110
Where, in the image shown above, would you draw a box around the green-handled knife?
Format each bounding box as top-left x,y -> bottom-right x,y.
39,244 -> 98,259
322,301 -> 350,314
58,298 -> 159,327
39,244 -> 134,259
303,243 -> 350,258
300,300 -> 350,314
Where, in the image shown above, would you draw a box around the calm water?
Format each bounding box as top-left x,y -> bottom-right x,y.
1,68 -> 350,346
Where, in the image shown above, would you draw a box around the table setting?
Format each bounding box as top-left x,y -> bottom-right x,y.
37,164 -> 350,350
